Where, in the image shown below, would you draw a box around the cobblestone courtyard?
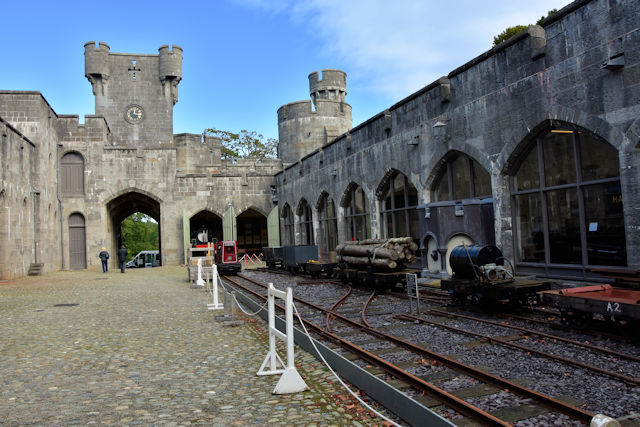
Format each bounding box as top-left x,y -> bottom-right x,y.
0,266 -> 372,426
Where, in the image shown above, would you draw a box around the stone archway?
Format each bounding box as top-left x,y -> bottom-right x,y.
189,210 -> 223,245
106,191 -> 162,266
236,208 -> 268,256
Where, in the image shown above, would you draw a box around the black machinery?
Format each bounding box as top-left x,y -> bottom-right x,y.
442,244 -> 550,305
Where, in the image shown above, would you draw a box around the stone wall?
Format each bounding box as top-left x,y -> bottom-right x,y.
275,0 -> 640,275
0,44 -> 281,278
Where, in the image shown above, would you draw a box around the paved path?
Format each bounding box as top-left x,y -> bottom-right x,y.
0,266 -> 379,426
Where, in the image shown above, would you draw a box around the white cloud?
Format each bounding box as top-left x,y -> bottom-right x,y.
234,0 -> 572,100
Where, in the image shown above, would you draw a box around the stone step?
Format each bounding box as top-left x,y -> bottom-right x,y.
28,263 -> 43,276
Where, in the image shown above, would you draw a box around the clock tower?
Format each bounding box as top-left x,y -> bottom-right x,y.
84,41 -> 182,147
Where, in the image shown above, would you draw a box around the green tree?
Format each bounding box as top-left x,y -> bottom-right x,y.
121,212 -> 159,261
203,128 -> 278,160
493,25 -> 529,46
492,9 -> 558,47
537,9 -> 558,25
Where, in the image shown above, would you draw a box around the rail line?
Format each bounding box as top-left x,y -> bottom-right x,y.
224,273 -> 597,425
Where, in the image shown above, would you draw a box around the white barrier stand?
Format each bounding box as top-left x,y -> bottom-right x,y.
195,258 -> 205,288
257,283 -> 308,394
591,414 -> 621,427
207,265 -> 223,310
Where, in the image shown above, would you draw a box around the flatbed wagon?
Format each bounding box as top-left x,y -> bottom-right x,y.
539,284 -> 640,325
441,277 -> 551,305
303,261 -> 337,278
336,267 -> 421,290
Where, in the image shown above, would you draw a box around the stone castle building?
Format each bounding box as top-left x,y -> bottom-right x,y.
1,0 -> 639,281
0,42 -> 282,278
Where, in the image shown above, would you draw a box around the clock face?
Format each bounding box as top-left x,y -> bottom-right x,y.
125,105 -> 144,123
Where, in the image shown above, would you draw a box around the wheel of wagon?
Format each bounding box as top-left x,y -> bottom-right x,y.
452,294 -> 467,305
570,311 -> 592,328
560,309 -> 570,325
471,293 -> 484,305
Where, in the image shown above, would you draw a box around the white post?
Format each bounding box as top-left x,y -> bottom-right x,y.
207,265 -> 223,310
196,258 -> 205,287
257,283 -> 308,394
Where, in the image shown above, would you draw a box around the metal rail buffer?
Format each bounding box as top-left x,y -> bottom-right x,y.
257,283 -> 308,394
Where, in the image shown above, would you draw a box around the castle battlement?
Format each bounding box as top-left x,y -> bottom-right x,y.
277,69 -> 352,164
309,69 -> 347,104
277,100 -> 314,122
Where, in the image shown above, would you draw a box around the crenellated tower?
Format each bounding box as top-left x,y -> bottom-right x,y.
84,41 -> 182,147
84,41 -> 111,96
278,69 -> 352,165
158,44 -> 183,105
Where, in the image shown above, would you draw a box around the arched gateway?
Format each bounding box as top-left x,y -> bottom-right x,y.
106,191 -> 162,266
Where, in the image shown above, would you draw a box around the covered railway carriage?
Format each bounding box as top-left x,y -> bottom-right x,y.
441,244 -> 551,305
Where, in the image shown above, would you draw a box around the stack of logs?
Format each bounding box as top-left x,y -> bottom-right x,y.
336,237 -> 419,270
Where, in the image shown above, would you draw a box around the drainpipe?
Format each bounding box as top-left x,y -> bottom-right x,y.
32,188 -> 40,264
56,143 -> 65,269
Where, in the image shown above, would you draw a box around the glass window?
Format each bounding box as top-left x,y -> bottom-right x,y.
515,193 -> 545,262
580,134 -> 619,182
546,188 -> 581,264
434,153 -> 492,201
514,145 -> 540,191
451,156 -> 471,200
583,182 -> 626,266
345,184 -> 371,241
319,195 -> 338,257
511,126 -> 625,271
380,172 -> 420,255
434,171 -> 449,202
543,131 -> 575,187
298,200 -> 313,245
472,159 -> 492,197
283,205 -> 295,245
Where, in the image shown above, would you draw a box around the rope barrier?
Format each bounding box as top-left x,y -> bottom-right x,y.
205,272 -> 400,424
291,301 -> 401,426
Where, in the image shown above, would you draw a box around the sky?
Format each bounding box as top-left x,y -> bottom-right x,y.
1,0 -> 572,141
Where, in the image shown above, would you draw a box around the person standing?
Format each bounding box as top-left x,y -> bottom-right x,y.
117,245 -> 128,273
99,247 -> 110,273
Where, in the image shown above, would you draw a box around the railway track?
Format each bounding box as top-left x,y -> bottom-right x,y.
218,271 -> 639,426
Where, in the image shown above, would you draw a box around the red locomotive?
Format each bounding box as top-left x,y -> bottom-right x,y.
214,240 -> 242,275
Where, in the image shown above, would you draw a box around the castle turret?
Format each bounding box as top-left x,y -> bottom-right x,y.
84,41 -> 110,96
278,69 -> 352,165
158,45 -> 183,104
309,69 -> 347,106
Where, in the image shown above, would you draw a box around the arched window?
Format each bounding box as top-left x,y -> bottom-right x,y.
344,184 -> 371,241
379,171 -> 419,241
318,194 -> 338,257
433,153 -> 491,201
512,127 -> 625,271
61,152 -> 84,196
282,204 -> 295,245
297,199 -> 314,245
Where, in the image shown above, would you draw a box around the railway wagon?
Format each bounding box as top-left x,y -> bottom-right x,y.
539,285 -> 640,326
441,245 -> 551,305
262,246 -> 284,269
335,266 -> 421,290
283,245 -> 319,273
